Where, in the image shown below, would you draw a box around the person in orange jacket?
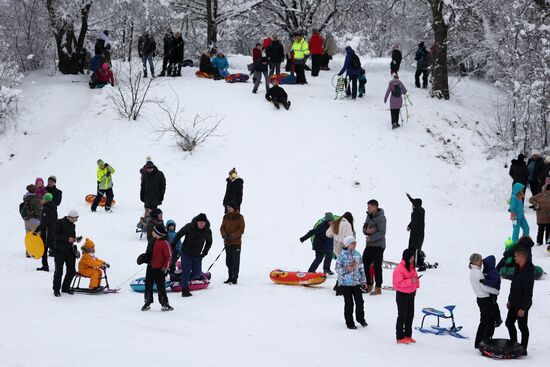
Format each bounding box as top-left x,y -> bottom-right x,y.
78,238 -> 109,290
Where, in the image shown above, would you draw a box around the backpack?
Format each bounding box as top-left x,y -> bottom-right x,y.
391,83 -> 402,98
19,196 -> 33,220
351,54 -> 361,70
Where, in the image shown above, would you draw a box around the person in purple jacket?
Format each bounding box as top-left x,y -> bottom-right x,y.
384,73 -> 408,129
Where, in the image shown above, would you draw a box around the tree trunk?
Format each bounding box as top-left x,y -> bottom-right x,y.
206,0 -> 218,47
429,0 -> 450,100
46,1 -> 92,74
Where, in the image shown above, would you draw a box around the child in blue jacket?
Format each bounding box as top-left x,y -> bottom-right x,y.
167,220 -> 182,273
336,236 -> 368,329
482,255 -> 502,327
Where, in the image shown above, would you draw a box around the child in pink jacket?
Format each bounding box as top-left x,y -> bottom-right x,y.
393,249 -> 420,344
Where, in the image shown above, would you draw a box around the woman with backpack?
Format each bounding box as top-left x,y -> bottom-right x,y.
338,46 -> 362,99
384,73 -> 408,129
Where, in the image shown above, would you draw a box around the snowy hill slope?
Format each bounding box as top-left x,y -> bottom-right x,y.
0,55 -> 548,367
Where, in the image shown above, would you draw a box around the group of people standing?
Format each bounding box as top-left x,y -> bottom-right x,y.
299,194 -> 426,342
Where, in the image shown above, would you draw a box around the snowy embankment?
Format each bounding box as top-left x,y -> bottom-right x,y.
0,55 -> 548,367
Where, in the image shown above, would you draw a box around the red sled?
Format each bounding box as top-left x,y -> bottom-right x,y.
85,194 -> 117,207
225,73 -> 250,83
195,71 -> 215,78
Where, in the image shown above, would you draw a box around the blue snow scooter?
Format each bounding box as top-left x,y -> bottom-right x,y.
416,305 -> 467,339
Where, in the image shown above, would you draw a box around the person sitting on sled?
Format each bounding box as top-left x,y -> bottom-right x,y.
265,79 -> 291,110
78,238 -> 110,290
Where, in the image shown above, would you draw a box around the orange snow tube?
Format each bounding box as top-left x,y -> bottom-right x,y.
195,71 -> 215,78
85,194 -> 116,207
269,269 -> 326,286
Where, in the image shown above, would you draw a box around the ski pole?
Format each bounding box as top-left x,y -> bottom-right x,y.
399,110 -> 405,125
404,96 -> 410,122
207,246 -> 226,272
112,268 -> 145,290
405,94 -> 413,106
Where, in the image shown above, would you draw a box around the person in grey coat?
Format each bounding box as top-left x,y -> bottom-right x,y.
384,73 -> 408,129
362,199 -> 386,295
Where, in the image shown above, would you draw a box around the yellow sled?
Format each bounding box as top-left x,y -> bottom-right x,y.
25,232 -> 44,259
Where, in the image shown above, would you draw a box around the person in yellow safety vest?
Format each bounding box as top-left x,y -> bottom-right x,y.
291,33 -> 310,85
91,159 -> 116,213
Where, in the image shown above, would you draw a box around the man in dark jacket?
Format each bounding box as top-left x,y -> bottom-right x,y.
46,175 -> 62,207
160,30 -> 174,77
140,160 -> 166,210
362,199 -> 386,295
170,32 -> 184,76
266,35 -> 285,76
527,151 -> 545,196
138,32 -> 156,78
35,193 -> 58,272
509,154 -> 529,187
300,212 -> 335,274
265,80 -> 291,110
406,193 -> 426,270
52,210 -> 81,297
390,44 -> 402,74
505,247 -> 535,351
223,168 -> 244,212
171,213 -> 213,297
414,42 -> 430,88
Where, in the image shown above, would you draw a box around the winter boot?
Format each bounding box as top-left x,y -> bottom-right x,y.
54,290 -> 61,297
365,285 -> 373,294
62,289 -> 74,295
359,321 -> 368,327
397,338 -> 410,344
230,278 -> 238,285
324,269 -> 334,276
369,287 -> 382,296
141,302 -> 151,311
105,207 -> 112,213
347,324 -> 357,330
224,279 -> 232,284
181,287 -> 192,297
405,337 -> 416,343
36,266 -> 49,272
161,304 -> 174,312
284,101 -> 291,110
274,102 -> 280,109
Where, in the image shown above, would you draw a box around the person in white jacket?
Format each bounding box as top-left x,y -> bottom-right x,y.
469,253 -> 499,349
326,212 -> 355,256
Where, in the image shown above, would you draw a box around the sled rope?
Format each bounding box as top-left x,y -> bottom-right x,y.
207,247 -> 226,272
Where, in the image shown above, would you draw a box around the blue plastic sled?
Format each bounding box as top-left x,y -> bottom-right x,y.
130,277 -> 171,293
415,305 -> 468,339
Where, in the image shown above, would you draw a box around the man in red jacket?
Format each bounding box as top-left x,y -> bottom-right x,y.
142,225 -> 173,311
309,29 -> 325,77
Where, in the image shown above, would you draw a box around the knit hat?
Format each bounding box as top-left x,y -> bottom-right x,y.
517,153 -> 526,161
101,63 -> 109,71
343,235 -> 356,248
402,249 -> 415,261
83,238 -> 95,250
195,213 -> 208,222
144,160 -> 155,168
97,159 -> 104,166
67,209 -> 79,218
26,184 -> 36,193
42,193 -> 53,202
324,212 -> 335,222
153,225 -> 167,236
48,175 -> 57,183
35,177 -> 44,186
531,150 -> 540,157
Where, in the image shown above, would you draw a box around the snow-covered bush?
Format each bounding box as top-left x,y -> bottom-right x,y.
0,41 -> 23,132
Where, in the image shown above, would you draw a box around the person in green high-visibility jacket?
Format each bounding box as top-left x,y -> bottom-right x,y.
291,33 -> 310,85
91,159 -> 115,212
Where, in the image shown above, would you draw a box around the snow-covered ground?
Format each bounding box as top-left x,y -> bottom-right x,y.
0,55 -> 548,367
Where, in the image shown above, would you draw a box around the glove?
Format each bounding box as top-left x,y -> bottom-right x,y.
479,279 -> 484,284
104,163 -> 109,167
103,263 -> 110,268
299,236 -> 306,243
